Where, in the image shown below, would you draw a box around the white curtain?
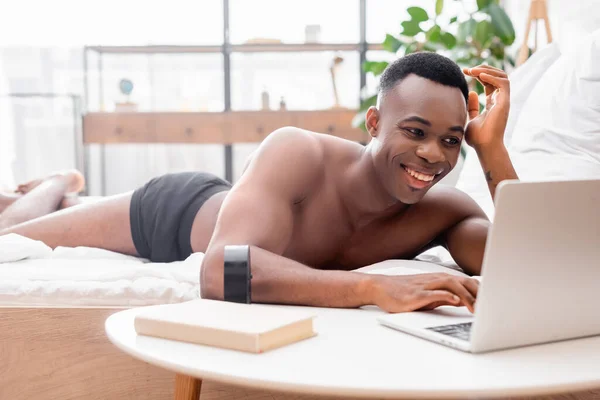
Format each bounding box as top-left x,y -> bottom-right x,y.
0,65 -> 16,189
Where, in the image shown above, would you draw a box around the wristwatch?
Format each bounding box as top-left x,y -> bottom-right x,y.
223,245 -> 252,304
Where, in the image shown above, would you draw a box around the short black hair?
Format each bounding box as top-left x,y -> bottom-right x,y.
378,52 -> 468,104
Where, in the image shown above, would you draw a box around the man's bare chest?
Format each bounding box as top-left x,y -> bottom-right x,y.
283,204 -> 444,271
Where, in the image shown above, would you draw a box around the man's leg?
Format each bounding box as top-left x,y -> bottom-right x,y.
0,174 -> 73,230
0,192 -> 21,214
0,192 -> 138,256
59,195 -> 103,210
0,169 -> 87,228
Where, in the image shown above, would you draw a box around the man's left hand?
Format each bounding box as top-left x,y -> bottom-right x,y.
463,65 -> 510,149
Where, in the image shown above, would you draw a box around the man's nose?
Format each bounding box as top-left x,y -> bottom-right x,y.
415,140 -> 446,164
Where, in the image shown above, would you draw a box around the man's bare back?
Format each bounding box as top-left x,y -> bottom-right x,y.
0,54 -> 518,314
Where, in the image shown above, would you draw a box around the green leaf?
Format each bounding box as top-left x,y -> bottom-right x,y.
486,2 -> 515,45
426,25 -> 442,42
404,42 -> 419,55
474,80 -> 484,95
359,93 -> 378,112
506,54 -> 516,67
407,6 -> 429,22
440,32 -> 457,49
353,93 -> 379,131
401,20 -> 423,37
382,34 -> 403,52
435,0 -> 444,15
460,144 -> 467,159
457,19 -> 476,43
474,20 -> 494,48
489,40 -> 505,60
476,0 -> 493,10
362,61 -> 389,76
449,16 -> 458,24
422,42 -> 445,52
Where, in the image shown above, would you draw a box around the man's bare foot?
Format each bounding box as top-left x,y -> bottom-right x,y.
16,170 -> 85,195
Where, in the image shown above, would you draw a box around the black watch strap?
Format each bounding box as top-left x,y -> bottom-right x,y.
223,245 -> 252,304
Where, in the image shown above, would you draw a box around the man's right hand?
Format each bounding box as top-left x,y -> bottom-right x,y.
369,273 -> 479,313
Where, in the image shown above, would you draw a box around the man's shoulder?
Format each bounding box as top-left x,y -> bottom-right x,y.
258,126 -> 360,170
261,127 -> 323,160
239,127 -> 327,195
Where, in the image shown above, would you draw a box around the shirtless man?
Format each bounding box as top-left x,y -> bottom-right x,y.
0,52 -> 518,313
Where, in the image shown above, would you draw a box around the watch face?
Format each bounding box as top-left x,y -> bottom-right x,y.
119,78 -> 134,96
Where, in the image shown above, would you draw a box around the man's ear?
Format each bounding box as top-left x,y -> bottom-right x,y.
365,106 -> 380,138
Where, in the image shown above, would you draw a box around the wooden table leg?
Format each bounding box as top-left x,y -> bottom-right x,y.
174,373 -> 202,400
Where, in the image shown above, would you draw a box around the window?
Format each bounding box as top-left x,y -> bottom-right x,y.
230,0 -> 359,44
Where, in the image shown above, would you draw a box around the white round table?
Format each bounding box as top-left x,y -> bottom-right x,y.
106,305 -> 600,399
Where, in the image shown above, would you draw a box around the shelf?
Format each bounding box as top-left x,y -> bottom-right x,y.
85,43 -> 383,54
83,110 -> 368,145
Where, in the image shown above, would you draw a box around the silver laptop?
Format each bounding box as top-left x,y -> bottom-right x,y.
378,179 -> 600,353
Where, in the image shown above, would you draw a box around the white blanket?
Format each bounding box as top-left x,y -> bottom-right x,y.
0,234 -> 464,307
0,234 -> 201,306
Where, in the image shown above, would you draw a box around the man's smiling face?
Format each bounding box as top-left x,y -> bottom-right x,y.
367,73 -> 468,204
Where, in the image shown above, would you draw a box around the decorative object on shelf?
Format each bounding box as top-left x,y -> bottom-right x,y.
279,96 -> 287,111
261,87 -> 270,110
329,53 -> 345,109
516,0 -> 552,66
305,24 -> 321,43
115,78 -> 138,112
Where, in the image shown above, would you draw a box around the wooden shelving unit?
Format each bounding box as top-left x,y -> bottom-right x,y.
83,109 -> 368,145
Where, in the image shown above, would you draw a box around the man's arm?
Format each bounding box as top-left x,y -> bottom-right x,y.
440,65 -> 519,275
475,142 -> 518,201
201,128 -> 372,308
435,188 -> 490,276
201,128 -> 479,313
463,65 -> 519,200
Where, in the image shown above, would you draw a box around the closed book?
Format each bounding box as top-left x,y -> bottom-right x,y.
134,299 -> 317,353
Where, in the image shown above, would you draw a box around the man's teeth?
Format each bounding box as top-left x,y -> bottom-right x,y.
404,166 -> 436,182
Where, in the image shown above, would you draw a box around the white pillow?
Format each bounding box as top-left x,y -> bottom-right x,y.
503,42 -> 561,145
510,29 -> 600,163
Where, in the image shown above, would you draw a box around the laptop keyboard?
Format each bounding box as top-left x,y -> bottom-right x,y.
426,322 -> 472,341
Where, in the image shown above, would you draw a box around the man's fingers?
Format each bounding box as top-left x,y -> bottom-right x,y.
462,278 -> 480,299
413,290 -> 461,311
478,73 -> 510,92
467,91 -> 480,120
464,65 -> 507,78
418,300 -> 457,311
431,278 -> 476,313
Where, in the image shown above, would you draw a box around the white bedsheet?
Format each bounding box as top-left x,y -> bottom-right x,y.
0,234 -> 201,307
0,234 -> 462,307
